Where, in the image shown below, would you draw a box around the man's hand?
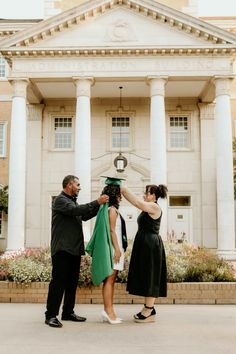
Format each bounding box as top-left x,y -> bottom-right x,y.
97,194 -> 109,205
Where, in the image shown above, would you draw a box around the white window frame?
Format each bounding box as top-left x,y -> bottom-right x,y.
0,122 -> 7,157
51,115 -> 74,151
106,110 -> 135,152
167,113 -> 192,151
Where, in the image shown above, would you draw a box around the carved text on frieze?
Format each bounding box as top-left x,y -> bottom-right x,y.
12,57 -> 231,76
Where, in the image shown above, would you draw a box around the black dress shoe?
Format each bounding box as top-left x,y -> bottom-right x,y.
45,317 -> 63,328
61,313 -> 87,322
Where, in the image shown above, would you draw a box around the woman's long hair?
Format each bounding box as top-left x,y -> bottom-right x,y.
102,185 -> 121,209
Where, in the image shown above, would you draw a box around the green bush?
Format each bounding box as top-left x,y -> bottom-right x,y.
0,242 -> 235,285
0,248 -> 52,283
8,258 -> 51,283
0,186 -> 8,214
165,242 -> 235,282
78,254 -> 92,287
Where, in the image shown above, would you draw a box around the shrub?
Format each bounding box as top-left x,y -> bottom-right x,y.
78,254 -> 92,287
0,242 -> 235,284
8,257 -> 51,283
0,186 -> 8,214
185,247 -> 235,282
0,257 -> 10,280
165,242 -> 235,282
166,254 -> 188,282
0,248 -> 52,283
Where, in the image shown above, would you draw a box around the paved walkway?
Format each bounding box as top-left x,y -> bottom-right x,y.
0,303 -> 236,354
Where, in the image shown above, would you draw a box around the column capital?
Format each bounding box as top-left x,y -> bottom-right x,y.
147,76 -> 168,97
198,102 -> 215,120
9,78 -> 29,99
213,76 -> 234,97
72,77 -> 94,97
27,104 -> 45,121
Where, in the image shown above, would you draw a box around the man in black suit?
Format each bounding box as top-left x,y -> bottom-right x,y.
45,175 -> 109,328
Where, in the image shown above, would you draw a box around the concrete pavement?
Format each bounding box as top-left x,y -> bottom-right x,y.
0,303 -> 236,354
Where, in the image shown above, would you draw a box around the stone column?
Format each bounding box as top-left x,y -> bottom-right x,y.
148,77 -> 168,238
214,77 -> 236,259
198,103 -> 217,248
26,104 -> 44,247
73,77 -> 93,203
7,79 -> 29,251
73,77 -> 93,240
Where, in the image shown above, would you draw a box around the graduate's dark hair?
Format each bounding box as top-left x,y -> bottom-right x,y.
102,185 -> 121,209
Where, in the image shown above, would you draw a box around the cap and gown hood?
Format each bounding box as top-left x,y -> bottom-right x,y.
85,176 -> 123,285
103,176 -> 124,186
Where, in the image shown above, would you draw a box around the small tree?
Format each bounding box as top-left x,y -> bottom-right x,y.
0,185 -> 8,214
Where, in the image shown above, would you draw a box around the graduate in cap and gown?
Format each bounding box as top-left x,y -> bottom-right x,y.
86,177 -> 127,324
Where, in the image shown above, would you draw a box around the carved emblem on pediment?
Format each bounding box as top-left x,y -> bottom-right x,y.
106,19 -> 137,42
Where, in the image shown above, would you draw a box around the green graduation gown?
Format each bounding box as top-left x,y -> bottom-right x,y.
86,203 -> 113,285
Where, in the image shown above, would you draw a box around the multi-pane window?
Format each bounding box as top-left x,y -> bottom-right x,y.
169,116 -> 190,149
0,123 -> 6,157
54,117 -> 72,149
0,57 -> 6,78
112,117 -> 130,149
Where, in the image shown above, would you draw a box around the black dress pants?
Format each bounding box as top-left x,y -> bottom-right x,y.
45,251 -> 81,319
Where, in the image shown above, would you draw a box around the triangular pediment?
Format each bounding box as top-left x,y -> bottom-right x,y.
25,8 -> 222,48
1,0 -> 236,54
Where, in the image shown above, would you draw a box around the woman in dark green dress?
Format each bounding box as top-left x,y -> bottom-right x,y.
121,184 -> 168,323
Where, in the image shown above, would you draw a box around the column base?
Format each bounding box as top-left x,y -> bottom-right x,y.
217,249 -> 236,260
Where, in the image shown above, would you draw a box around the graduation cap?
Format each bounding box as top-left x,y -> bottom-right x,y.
101,176 -> 125,186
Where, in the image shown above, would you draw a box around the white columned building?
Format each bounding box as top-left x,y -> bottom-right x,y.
7,79 -> 28,251
73,77 -> 93,204
149,77 -> 168,237
214,77 -> 236,259
0,0 -> 236,256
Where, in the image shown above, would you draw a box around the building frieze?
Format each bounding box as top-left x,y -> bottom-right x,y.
9,56 -> 233,78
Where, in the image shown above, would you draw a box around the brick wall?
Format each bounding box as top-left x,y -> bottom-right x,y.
1,282 -> 236,304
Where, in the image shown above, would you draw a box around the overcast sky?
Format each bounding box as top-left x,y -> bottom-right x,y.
0,0 -> 235,19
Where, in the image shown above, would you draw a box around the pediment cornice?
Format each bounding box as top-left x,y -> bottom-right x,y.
0,0 -> 236,54
1,45 -> 236,60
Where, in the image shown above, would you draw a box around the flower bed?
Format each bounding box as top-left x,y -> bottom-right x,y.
0,243 -> 235,304
0,242 -> 235,285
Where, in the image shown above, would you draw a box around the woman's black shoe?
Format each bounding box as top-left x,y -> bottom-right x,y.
134,305 -> 156,323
